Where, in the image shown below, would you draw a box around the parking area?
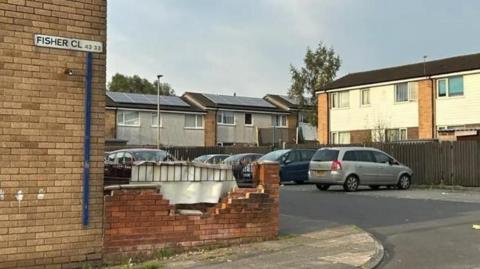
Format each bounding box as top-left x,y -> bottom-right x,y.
280,184 -> 480,269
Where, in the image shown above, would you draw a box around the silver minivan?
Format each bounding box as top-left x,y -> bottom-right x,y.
308,147 -> 413,192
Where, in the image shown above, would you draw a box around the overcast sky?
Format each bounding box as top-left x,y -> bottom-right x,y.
107,0 -> 480,97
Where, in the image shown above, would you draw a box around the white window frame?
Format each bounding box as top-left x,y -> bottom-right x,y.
395,82 -> 417,103
117,110 -> 140,127
272,114 -> 287,128
360,88 -> 370,106
184,114 -> 204,129
386,128 -> 408,142
244,113 -> 253,126
217,111 -> 235,125
151,113 -> 162,128
437,76 -> 464,98
330,91 -> 350,109
330,131 -> 350,144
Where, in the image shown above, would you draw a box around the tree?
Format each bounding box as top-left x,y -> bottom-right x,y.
288,43 -> 341,125
107,73 -> 175,95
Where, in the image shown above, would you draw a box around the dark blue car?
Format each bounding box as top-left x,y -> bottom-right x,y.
258,149 -> 316,184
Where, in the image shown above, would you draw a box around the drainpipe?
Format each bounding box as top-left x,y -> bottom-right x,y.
82,52 -> 93,226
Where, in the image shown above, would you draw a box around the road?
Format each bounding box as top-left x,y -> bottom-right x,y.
280,184 -> 480,269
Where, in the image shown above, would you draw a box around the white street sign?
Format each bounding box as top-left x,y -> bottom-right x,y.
34,34 -> 103,53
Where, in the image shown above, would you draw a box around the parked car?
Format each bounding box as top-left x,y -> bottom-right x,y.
258,149 -> 316,184
192,154 -> 230,164
104,148 -> 176,186
308,147 -> 413,192
223,153 -> 263,183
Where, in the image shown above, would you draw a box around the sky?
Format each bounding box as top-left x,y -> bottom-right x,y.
107,0 -> 480,97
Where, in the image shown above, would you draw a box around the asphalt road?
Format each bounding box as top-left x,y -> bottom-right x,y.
279,184 -> 480,269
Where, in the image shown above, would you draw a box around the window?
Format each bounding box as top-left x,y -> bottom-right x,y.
395,82 -> 417,103
330,131 -> 350,144
107,153 -> 117,163
272,115 -> 287,127
300,150 -> 315,161
117,111 -> 140,126
356,150 -> 375,162
312,149 -> 339,162
342,151 -> 357,161
151,113 -> 162,127
244,113 -> 253,125
331,91 -> 349,108
437,76 -> 464,97
373,151 -> 392,164
217,111 -> 234,125
286,151 -> 300,163
386,128 -> 407,142
185,114 -> 203,128
299,112 -> 308,123
360,89 -> 370,106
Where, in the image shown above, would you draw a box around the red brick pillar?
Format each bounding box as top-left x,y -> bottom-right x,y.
418,80 -> 434,139
256,161 -> 280,195
317,92 -> 329,144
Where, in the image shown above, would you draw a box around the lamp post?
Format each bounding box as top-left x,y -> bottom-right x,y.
156,74 -> 163,149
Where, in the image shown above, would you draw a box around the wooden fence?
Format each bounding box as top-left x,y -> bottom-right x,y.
105,141 -> 480,187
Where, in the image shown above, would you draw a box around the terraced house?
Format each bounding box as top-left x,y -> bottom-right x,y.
106,92 -> 205,146
317,53 -> 480,144
183,92 -> 294,146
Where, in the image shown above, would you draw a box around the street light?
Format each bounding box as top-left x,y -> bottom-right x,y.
156,74 -> 163,149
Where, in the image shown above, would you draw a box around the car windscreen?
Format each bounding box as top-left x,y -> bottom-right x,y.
132,150 -> 170,162
311,149 -> 339,162
258,150 -> 289,161
223,155 -> 241,164
193,155 -> 210,162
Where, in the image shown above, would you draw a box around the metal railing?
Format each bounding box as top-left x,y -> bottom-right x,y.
131,161 -> 235,183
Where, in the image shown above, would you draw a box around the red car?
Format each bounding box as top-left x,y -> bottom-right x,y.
104,148 -> 175,186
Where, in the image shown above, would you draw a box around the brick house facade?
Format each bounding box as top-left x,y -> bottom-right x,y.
0,1 -> 106,268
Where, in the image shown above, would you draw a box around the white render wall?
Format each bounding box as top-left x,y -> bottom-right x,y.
329,84 -> 419,132
436,72 -> 480,127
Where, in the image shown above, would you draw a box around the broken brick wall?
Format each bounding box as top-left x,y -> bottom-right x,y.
103,162 -> 279,263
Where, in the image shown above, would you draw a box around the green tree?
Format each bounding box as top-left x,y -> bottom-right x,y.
107,73 -> 175,95
288,42 -> 341,125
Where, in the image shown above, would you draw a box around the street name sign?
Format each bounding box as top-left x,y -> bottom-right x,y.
34,34 -> 103,53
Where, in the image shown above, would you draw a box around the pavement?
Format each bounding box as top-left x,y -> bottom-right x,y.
128,225 -> 383,269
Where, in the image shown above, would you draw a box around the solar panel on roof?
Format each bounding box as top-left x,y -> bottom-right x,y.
107,92 -> 190,107
106,91 -> 132,103
204,94 -> 275,108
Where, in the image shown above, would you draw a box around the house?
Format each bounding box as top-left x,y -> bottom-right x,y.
182,92 -> 292,146
106,91 -> 206,146
263,94 -> 317,142
316,53 -> 480,144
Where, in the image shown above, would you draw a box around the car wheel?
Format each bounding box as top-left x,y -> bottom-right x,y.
397,174 -> 411,190
369,185 -> 380,190
343,175 -> 359,192
294,180 -> 304,184
316,184 -> 330,191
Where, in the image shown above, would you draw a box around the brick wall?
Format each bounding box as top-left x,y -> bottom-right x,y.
103,162 -> 279,263
105,109 -> 116,139
407,127 -> 419,140
418,79 -> 434,139
317,93 -> 329,144
204,110 -> 216,146
350,129 -> 371,143
0,1 -> 106,268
